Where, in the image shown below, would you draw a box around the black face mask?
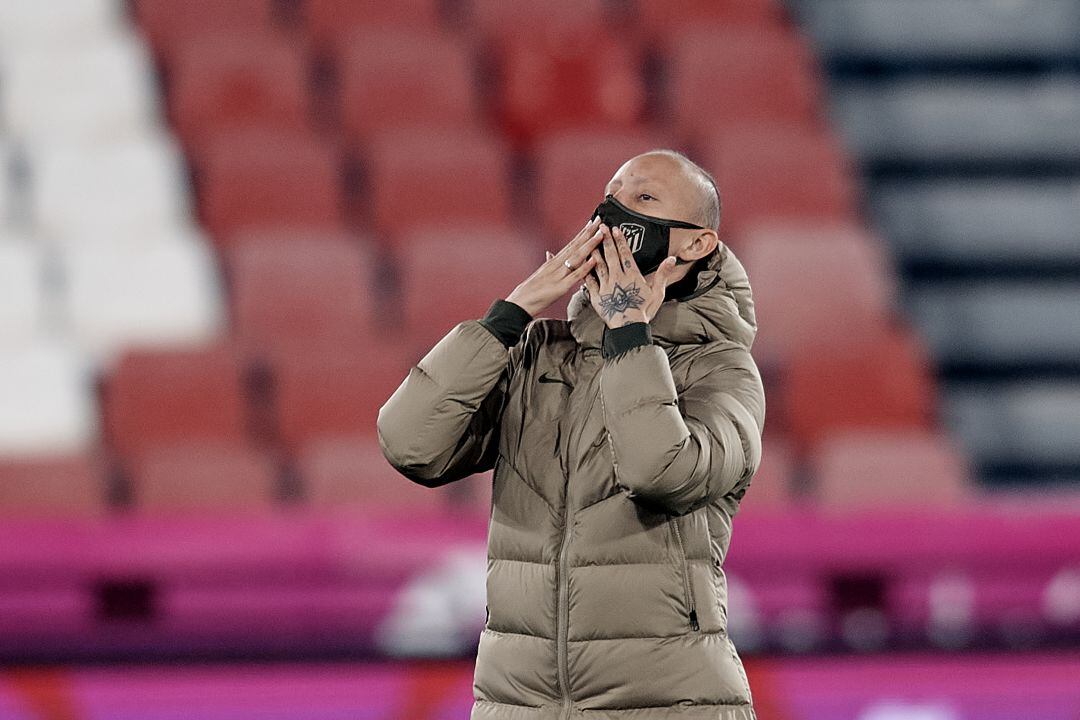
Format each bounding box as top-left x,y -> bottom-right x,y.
590,194 -> 705,277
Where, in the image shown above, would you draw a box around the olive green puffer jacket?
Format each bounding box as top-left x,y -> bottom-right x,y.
378,242 -> 765,719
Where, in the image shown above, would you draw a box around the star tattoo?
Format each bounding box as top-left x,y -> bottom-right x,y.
599,282 -> 645,320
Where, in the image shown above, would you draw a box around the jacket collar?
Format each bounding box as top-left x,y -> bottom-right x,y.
566,241 -> 758,351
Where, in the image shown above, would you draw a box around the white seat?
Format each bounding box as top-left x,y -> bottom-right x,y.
0,140 -> 8,225
910,284 -> 1080,367
0,0 -> 123,47
60,237 -> 226,367
832,76 -> 1080,164
0,31 -> 158,144
0,240 -> 46,341
873,180 -> 1080,266
945,381 -> 1080,468
795,0 -> 1080,64
30,133 -> 190,245
0,138 -> 32,227
0,339 -> 97,455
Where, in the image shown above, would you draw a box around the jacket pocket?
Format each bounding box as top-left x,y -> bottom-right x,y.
668,516 -> 699,631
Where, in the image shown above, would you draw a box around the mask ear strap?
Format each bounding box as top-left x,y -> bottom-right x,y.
657,218 -> 707,230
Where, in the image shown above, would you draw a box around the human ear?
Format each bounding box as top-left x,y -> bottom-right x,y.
681,229 -> 718,261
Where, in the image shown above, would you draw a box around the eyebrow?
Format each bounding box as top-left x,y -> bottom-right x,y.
606,178 -> 660,197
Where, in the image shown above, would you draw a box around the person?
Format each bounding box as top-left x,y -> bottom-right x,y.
377,149 -> 765,720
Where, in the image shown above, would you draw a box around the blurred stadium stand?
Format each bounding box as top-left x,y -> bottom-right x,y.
789,0 -> 1080,489
0,0 -> 1077,681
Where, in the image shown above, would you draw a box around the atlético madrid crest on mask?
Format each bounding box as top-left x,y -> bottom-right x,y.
619,223 -> 645,253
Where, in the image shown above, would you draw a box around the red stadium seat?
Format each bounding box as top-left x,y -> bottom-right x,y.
0,454 -> 108,517
468,0 -> 605,39
103,344 -> 250,458
304,0 -> 442,47
134,0 -> 282,67
368,129 -> 511,239
735,436 -> 799,515
492,36 -> 646,147
337,31 -> 479,143
468,0 -> 635,144
703,125 -> 860,234
468,0 -> 645,145
454,469 -> 494,518
810,428 -> 974,511
198,130 -> 345,240
669,29 -> 822,142
227,233 -> 378,352
635,0 -> 783,36
128,442 -> 280,514
535,129 -> 664,247
398,226 -> 541,349
737,223 -> 897,367
270,342 -> 417,451
783,325 -> 937,456
297,435 -> 443,511
169,35 -> 311,152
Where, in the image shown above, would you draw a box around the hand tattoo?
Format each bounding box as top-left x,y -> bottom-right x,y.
599,282 -> 645,320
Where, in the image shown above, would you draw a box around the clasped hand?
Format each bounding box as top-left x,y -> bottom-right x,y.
583,223 -> 679,329
505,217 -> 679,326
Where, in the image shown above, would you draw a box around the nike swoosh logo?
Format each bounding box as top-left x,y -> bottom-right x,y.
538,373 -> 572,388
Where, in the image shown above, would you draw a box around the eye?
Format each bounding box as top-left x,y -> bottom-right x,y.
638,193 -> 655,201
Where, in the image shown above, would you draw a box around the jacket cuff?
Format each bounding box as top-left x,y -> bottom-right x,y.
602,322 -> 653,359
478,298 -> 533,348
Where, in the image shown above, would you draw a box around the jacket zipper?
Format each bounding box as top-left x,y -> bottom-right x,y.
669,517 -> 699,631
555,372 -> 585,720
555,355 -> 601,720
556,495 -> 573,720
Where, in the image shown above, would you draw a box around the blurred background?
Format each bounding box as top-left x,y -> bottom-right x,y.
0,0 -> 1079,718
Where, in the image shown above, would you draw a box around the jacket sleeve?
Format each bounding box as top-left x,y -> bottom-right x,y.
598,337 -> 765,516
377,304 -> 527,487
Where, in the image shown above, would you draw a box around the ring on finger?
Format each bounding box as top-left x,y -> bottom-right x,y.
564,259 -> 575,270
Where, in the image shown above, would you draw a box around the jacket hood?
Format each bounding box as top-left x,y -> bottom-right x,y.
567,241 -> 758,351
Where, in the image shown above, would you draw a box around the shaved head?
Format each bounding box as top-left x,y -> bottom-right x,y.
604,149 -> 722,233
641,149 -> 722,231
601,149 -> 722,280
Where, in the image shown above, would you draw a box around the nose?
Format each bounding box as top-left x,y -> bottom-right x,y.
608,189 -> 645,216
